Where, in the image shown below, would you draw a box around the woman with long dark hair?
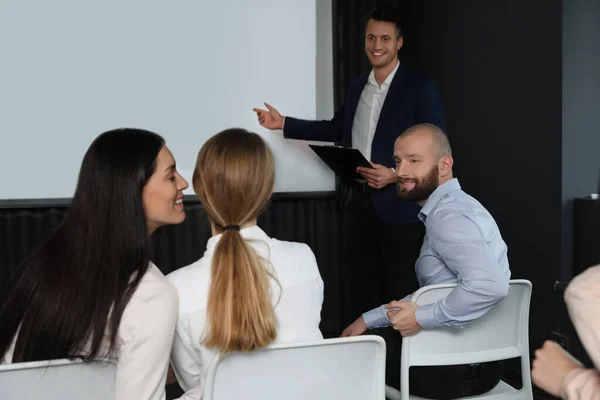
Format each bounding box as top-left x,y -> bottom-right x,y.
168,128 -> 324,399
0,128 -> 188,400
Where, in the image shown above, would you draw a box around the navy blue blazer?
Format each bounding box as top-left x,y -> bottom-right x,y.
284,64 -> 446,225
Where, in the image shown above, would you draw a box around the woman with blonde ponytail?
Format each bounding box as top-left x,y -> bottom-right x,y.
168,128 -> 324,399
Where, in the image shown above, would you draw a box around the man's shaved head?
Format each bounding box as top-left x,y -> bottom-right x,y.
397,123 -> 451,160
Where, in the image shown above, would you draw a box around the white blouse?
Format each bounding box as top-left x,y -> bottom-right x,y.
2,263 -> 179,400
168,226 -> 324,400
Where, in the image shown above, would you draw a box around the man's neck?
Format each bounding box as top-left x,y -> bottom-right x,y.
438,174 -> 453,187
417,175 -> 454,207
373,59 -> 398,86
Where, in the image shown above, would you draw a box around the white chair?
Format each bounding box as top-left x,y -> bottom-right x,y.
386,279 -> 533,400
203,336 -> 386,400
0,357 -> 116,400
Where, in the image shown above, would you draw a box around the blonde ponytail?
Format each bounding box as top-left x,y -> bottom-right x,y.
204,229 -> 276,352
193,128 -> 277,353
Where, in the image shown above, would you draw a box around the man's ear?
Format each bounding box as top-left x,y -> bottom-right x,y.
439,155 -> 454,177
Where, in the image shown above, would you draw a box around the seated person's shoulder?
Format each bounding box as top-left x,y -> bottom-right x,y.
167,258 -> 204,289
566,264 -> 600,298
138,263 -> 178,303
121,264 -> 179,329
267,238 -> 321,280
166,259 -> 211,315
427,196 -> 476,227
269,238 -> 316,260
427,193 -> 504,247
426,199 -> 488,243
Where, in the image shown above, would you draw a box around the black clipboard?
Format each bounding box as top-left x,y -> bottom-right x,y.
308,145 -> 372,181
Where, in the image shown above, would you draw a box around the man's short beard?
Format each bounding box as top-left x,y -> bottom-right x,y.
396,166 -> 439,202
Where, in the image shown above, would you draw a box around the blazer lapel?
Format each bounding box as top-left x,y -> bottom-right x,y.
342,74 -> 368,147
376,63 -> 408,127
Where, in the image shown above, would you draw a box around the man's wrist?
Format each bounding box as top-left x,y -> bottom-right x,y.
363,305 -> 392,329
414,303 -> 437,329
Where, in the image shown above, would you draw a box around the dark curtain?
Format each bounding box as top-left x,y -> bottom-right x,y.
332,0 -> 563,392
0,207 -> 69,286
0,193 -> 345,336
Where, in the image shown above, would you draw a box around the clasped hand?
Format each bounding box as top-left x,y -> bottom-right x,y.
386,301 -> 422,337
357,163 -> 396,190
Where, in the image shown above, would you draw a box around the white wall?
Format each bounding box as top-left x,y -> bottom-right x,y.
0,0 -> 335,200
316,0 -> 334,120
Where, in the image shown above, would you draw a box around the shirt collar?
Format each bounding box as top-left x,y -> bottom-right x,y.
206,225 -> 269,250
367,59 -> 400,89
419,178 -> 462,222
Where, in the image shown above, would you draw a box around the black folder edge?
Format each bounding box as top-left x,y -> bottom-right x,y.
308,144 -> 372,182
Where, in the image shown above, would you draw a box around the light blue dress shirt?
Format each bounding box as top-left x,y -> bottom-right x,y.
363,178 -> 511,330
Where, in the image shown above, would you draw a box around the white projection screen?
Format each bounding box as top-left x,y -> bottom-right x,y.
0,0 -> 335,200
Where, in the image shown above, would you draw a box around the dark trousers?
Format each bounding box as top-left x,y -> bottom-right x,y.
409,360 -> 506,399
343,188 -> 424,326
343,188 -> 422,389
374,326 -> 505,399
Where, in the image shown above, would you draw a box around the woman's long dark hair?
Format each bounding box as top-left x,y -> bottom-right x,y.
0,128 -> 164,363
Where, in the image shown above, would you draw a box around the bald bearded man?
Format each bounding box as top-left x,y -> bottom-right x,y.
343,124 -> 511,398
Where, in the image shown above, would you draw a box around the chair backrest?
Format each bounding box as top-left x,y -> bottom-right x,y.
0,358 -> 116,400
400,279 -> 532,398
203,336 -> 386,400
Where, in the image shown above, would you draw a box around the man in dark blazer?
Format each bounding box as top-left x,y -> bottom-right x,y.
253,6 -> 445,372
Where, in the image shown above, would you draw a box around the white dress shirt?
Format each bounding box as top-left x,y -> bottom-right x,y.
168,225 -> 324,400
2,263 -> 179,400
351,59 -> 400,161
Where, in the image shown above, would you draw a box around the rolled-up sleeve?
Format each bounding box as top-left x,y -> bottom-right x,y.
415,212 -> 509,330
